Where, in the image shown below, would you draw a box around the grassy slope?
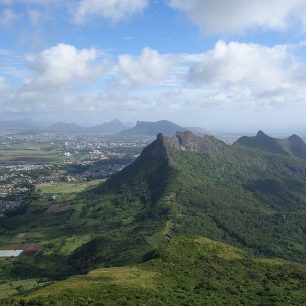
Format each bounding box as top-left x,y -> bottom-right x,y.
4,236 -> 306,306
0,181 -> 105,299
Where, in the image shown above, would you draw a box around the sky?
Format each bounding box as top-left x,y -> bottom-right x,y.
1,0 -> 306,133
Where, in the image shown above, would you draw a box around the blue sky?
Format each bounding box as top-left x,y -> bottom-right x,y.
1,0 -> 306,133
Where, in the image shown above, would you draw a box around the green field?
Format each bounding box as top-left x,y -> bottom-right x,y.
0,144 -> 64,163
37,180 -> 104,194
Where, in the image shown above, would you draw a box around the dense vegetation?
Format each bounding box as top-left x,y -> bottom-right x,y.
168,147 -> 306,262
3,236 -> 306,305
1,131 -> 306,304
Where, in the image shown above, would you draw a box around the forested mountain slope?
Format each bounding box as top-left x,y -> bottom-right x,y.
73,131 -> 306,267
2,130 -> 306,304
235,130 -> 306,159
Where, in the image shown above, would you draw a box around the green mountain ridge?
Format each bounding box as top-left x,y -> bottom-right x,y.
2,130 -> 306,304
235,130 -> 306,159
71,130 -> 306,269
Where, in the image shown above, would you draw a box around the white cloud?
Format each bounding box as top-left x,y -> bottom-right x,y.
183,41 -> 306,109
3,0 -> 306,33
25,43 -> 101,89
74,0 -> 148,23
116,47 -> 172,87
2,41 -> 306,115
0,0 -> 148,25
188,41 -> 290,87
168,0 -> 306,34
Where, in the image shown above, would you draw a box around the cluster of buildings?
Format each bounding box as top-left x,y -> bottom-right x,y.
0,165 -> 49,195
0,132 -> 150,216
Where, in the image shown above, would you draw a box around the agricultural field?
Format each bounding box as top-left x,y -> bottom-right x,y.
0,177 -> 105,300
0,244 -> 42,258
37,180 -> 104,194
0,144 -> 64,163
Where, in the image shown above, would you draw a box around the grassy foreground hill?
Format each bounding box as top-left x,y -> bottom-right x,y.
1,131 -> 306,304
3,236 -> 306,305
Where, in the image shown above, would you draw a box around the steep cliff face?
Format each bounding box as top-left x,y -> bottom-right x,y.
164,131 -> 231,158
110,130 -> 231,166
100,133 -> 173,204
100,131 -> 232,205
142,133 -> 170,161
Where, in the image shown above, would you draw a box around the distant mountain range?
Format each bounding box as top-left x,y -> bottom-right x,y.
120,120 -> 211,136
0,119 -> 46,132
48,119 -> 129,135
0,118 -> 211,136
89,119 -> 130,134
48,122 -> 83,133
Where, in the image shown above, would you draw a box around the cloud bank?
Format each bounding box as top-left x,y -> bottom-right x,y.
169,0 -> 306,34
1,40 -> 306,114
3,0 -> 306,33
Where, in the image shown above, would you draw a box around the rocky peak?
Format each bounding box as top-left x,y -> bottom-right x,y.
162,131 -> 231,158
139,133 -> 169,161
256,130 -> 266,137
157,133 -> 165,141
